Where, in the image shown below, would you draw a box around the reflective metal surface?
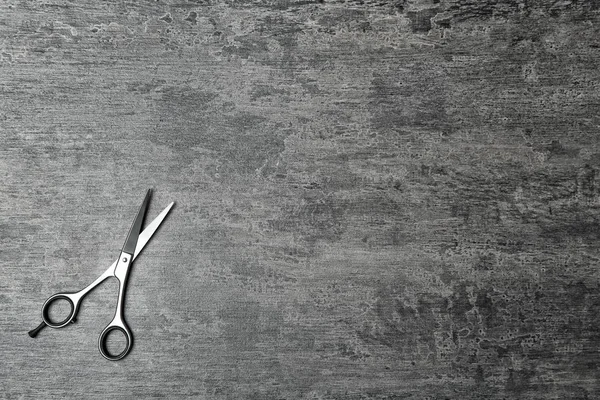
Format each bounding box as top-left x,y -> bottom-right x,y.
31,193 -> 174,361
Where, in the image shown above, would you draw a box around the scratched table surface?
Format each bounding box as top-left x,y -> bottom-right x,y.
1,0 -> 600,399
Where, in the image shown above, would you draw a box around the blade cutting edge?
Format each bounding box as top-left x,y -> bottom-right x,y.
133,202 -> 175,260
122,189 -> 152,255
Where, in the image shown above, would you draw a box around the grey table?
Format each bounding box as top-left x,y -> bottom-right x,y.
2,1 -> 600,399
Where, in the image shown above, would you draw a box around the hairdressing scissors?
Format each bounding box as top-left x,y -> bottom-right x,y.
28,189 -> 174,361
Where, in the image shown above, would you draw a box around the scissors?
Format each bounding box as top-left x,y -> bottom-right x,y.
28,189 -> 174,361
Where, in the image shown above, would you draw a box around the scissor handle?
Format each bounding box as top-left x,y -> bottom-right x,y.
41,292 -> 82,328
98,251 -> 134,361
40,266 -> 113,329
98,319 -> 133,361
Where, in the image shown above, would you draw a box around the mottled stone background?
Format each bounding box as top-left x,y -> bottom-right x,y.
1,0 -> 600,398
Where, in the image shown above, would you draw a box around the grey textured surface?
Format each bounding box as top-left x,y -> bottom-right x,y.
2,0 -> 600,398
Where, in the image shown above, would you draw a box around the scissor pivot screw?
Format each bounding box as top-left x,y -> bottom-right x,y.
122,257 -> 128,262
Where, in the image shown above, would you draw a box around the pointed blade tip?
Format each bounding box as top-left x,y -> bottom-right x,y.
164,201 -> 175,213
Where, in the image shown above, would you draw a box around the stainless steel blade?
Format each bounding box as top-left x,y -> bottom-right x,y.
133,202 -> 174,260
122,189 -> 152,255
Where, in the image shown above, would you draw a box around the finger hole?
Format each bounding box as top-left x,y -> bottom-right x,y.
99,327 -> 131,361
43,296 -> 74,327
105,329 -> 127,356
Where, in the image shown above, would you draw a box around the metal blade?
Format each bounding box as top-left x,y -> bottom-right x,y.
122,189 -> 152,255
133,201 -> 174,260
